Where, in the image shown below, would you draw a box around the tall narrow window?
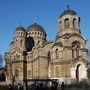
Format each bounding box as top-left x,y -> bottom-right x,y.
56,67 -> 59,77
65,18 -> 69,28
73,18 -> 77,28
48,51 -> 51,60
59,21 -> 62,29
56,48 -> 59,59
20,39 -> 23,46
76,45 -> 80,57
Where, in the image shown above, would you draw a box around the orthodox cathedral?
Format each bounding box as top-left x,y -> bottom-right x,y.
5,8 -> 88,84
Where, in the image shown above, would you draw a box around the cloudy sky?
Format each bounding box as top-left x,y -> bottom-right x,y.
0,0 -> 90,57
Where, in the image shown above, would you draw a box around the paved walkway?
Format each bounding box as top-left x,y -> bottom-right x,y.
62,87 -> 90,90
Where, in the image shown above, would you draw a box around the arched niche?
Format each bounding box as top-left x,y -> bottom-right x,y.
72,41 -> 80,58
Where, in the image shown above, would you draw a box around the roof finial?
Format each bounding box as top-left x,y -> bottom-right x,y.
67,5 -> 70,10
33,17 -> 37,24
20,22 -> 23,27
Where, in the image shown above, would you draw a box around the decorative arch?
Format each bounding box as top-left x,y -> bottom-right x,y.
75,63 -> 86,81
55,48 -> 59,59
53,42 -> 63,48
72,41 -> 80,48
20,39 -> 23,46
48,51 -> 51,60
75,62 -> 85,68
51,43 -> 63,59
64,18 -> 69,28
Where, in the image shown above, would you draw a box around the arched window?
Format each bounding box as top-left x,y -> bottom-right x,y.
56,48 -> 59,59
21,32 -> 23,36
28,70 -> 32,78
35,32 -> 37,35
59,21 -> 62,28
73,18 -> 77,28
20,39 -> 23,46
72,41 -> 80,58
64,18 -> 69,28
48,51 -> 51,60
37,40 -> 40,46
56,67 -> 60,77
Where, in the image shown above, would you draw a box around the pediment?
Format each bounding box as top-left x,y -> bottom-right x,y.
10,47 -> 23,55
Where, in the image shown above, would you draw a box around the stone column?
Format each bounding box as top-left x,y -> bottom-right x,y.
70,67 -> 76,79
48,64 -> 51,78
70,18 -> 73,28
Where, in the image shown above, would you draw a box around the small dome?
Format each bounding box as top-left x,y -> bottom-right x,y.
27,23 -> 46,35
15,26 -> 27,37
60,9 -> 77,17
16,26 -> 26,32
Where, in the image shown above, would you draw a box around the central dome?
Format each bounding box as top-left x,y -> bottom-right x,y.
27,23 -> 46,34
60,9 -> 77,17
27,23 -> 47,38
27,23 -> 47,47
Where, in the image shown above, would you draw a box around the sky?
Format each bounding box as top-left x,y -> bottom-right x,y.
0,0 -> 90,59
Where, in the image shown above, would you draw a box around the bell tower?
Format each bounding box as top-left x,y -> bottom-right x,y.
57,7 -> 81,37
14,26 -> 27,51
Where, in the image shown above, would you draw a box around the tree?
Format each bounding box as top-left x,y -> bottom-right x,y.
0,54 -> 4,68
88,49 -> 90,79
87,65 -> 90,81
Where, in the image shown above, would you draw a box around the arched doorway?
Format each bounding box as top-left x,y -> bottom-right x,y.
76,64 -> 84,81
0,73 -> 6,82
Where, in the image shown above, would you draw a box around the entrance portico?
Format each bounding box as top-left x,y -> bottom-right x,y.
71,62 -> 87,81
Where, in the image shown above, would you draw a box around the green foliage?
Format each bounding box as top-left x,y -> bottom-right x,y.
87,68 -> 90,79
0,86 -> 8,90
0,54 -> 3,68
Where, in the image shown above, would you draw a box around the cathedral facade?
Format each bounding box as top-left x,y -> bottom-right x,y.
5,9 -> 88,84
